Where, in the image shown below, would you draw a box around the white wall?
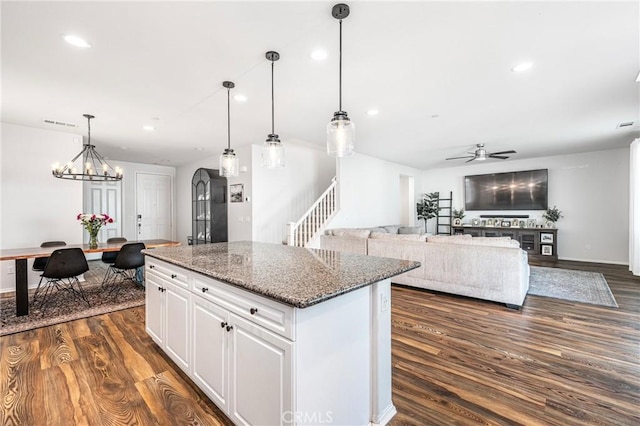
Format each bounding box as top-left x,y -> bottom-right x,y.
252,141 -> 335,244
175,144 -> 253,245
1,123 -> 83,291
329,153 -> 424,230
421,148 -> 630,264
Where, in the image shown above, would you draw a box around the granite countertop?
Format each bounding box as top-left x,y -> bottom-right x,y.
142,241 -> 420,308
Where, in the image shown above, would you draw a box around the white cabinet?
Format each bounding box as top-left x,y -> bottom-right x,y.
146,257 -> 395,426
145,261 -> 191,374
191,291 -> 292,426
192,296 -> 228,410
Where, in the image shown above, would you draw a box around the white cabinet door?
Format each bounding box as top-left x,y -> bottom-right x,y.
192,296 -> 229,410
145,272 -> 164,346
164,280 -> 191,374
228,314 -> 293,426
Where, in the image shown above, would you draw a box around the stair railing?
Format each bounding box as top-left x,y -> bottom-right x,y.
287,177 -> 338,247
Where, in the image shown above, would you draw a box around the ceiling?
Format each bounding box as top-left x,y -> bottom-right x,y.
2,1 -> 639,170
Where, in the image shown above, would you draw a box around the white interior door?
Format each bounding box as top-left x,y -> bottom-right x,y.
83,180 -> 122,242
136,173 -> 172,240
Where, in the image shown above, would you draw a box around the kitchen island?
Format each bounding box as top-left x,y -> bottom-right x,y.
143,241 -> 419,426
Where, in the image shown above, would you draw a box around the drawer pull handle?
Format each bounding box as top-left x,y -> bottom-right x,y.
202,287 -> 209,293
157,286 -> 162,292
149,265 -> 155,269
250,308 -> 258,315
226,325 -> 233,332
171,274 -> 177,279
220,322 -> 227,328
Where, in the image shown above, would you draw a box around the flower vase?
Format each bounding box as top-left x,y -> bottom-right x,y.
89,231 -> 99,249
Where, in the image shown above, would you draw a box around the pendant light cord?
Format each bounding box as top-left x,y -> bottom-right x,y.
271,60 -> 275,134
227,86 -> 231,150
87,116 -> 91,146
339,19 -> 343,112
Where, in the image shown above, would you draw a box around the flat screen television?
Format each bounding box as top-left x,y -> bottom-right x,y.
464,169 -> 548,211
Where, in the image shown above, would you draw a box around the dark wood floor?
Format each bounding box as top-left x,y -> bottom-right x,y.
1,260 -> 638,425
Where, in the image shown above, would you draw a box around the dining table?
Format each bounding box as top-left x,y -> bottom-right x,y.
0,239 -> 181,317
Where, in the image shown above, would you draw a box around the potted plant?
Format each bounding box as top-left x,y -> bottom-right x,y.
417,192 -> 441,233
452,208 -> 465,226
542,205 -> 563,228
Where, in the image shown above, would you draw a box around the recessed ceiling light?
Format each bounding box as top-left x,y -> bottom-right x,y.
62,34 -> 91,48
431,114 -> 440,119
366,109 -> 379,116
234,94 -> 247,102
511,62 -> 533,73
311,49 -> 328,61
194,147 -> 205,151
143,125 -> 155,131
120,147 -> 128,150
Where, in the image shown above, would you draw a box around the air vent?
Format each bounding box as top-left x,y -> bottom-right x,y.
43,119 -> 78,128
617,121 -> 634,128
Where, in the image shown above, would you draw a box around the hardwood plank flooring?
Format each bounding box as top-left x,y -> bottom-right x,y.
0,260 -> 638,425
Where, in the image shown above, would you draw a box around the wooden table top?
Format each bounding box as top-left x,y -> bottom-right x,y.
0,239 -> 181,261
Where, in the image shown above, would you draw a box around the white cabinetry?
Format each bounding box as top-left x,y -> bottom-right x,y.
145,257 -> 395,426
145,259 -> 191,374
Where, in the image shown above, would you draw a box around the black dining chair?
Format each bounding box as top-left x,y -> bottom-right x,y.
102,242 -> 146,298
101,237 -> 128,265
32,241 -> 67,300
35,248 -> 90,314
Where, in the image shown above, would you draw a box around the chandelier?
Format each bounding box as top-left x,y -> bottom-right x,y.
52,114 -> 123,181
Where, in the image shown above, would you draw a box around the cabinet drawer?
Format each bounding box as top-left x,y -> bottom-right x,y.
192,274 -> 295,340
146,258 -> 189,289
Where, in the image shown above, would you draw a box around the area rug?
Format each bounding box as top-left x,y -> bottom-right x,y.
0,261 -> 145,336
528,266 -> 618,307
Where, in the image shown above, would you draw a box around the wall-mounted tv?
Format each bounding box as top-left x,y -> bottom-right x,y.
464,169 -> 548,211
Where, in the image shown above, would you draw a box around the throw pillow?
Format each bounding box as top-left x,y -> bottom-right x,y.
333,229 -> 372,238
370,232 -> 427,242
398,226 -> 423,235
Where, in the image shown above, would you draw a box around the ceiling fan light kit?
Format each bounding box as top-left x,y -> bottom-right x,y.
445,143 -> 517,163
219,81 -> 240,178
327,3 -> 355,157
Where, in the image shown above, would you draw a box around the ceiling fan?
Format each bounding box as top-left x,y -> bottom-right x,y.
446,143 -> 517,163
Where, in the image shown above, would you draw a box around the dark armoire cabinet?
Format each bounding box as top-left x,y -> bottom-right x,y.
192,168 -> 227,244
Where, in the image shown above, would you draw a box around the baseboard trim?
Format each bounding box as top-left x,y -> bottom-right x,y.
370,404 -> 397,426
558,257 -> 629,266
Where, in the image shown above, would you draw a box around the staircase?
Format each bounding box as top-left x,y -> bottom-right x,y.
287,177 -> 338,247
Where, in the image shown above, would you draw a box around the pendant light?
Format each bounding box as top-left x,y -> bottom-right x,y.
52,114 -> 123,181
262,51 -> 285,169
219,81 -> 239,177
327,3 -> 355,157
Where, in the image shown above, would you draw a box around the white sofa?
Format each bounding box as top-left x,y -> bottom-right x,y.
320,230 -> 530,308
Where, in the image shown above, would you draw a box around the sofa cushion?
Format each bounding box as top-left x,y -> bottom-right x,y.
367,227 -> 387,233
428,235 -> 519,248
381,225 -> 401,234
426,234 -> 472,243
370,232 -> 427,242
398,226 -> 423,235
332,228 -> 371,238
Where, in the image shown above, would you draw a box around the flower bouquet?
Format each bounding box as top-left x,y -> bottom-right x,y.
77,213 -> 114,248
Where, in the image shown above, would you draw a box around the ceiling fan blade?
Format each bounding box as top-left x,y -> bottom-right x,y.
489,155 -> 509,159
446,155 -> 475,160
489,150 -> 516,155
465,157 -> 476,163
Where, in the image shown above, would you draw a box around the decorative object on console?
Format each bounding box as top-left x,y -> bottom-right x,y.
327,3 -> 355,157
52,114 -> 123,181
540,233 -> 554,243
527,219 -> 536,228
487,219 -> 495,227
417,192 -> 441,233
77,213 -> 114,249
219,81 -> 239,177
452,208 -> 465,226
262,51 -> 285,169
542,205 -> 563,228
471,218 -> 480,226
541,245 -> 553,256
445,143 -> 517,163
501,220 -> 511,227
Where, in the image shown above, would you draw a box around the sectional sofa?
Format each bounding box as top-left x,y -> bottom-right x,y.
320,228 -> 530,308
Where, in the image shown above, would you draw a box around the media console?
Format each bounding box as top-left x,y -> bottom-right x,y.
452,226 -> 558,262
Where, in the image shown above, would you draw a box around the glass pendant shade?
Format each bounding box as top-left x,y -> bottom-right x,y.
219,148 -> 239,177
327,112 -> 355,157
262,135 -> 285,169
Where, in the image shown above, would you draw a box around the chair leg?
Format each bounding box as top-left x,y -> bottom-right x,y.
32,275 -> 46,304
